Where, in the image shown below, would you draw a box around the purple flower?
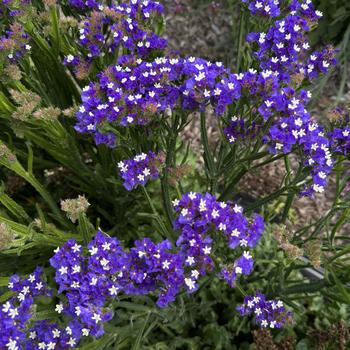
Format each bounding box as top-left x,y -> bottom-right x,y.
117,151 -> 165,190
329,126 -> 350,156
224,116 -> 261,144
241,0 -> 281,17
0,267 -> 51,349
237,292 -> 292,328
173,192 -> 264,288
26,321 -> 74,350
232,0 -> 337,196
0,197 -> 265,345
65,0 -> 167,72
221,251 -> 254,287
0,23 -> 30,63
75,56 -> 241,146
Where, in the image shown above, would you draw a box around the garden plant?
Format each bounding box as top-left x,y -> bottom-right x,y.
0,0 -> 350,348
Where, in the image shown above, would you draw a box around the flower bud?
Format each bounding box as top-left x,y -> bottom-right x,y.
0,142 -> 17,163
0,223 -> 14,250
61,195 -> 90,223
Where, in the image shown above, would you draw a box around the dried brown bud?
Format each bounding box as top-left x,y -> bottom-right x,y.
33,106 -> 61,121
327,108 -> 345,123
0,38 -> 16,51
253,328 -> 295,350
102,7 -> 124,21
274,224 -> 290,244
144,103 -> 158,114
290,72 -> 305,88
155,151 -> 166,164
33,218 -> 57,232
305,240 -> 322,268
0,223 -> 15,251
43,0 -> 56,7
308,321 -> 350,350
6,175 -> 26,195
2,64 -> 22,81
60,16 -> 78,31
42,25 -> 52,37
9,23 -> 28,47
36,10 -> 51,23
10,89 -> 41,107
253,329 -> 278,350
61,195 -> 90,223
0,142 -> 17,163
280,242 -> 303,259
10,89 -> 41,120
168,164 -> 192,187
33,218 -> 44,230
102,66 -> 115,81
62,106 -> 78,118
75,61 -> 91,80
274,224 -> 302,259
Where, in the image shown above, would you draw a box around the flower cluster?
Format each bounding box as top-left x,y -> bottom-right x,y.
224,115 -> 261,144
237,292 -> 292,328
115,237 -> 185,307
329,127 -> 350,156
65,0 -> 167,76
237,0 -> 337,195
49,237 -> 115,338
0,22 -> 30,63
61,195 -> 91,223
1,297 -> 32,349
247,11 -> 333,84
173,192 -> 264,288
0,0 -> 29,18
117,151 -> 165,190
241,0 -> 281,17
1,298 -> 85,348
48,231 -> 186,338
75,55 -> 241,145
50,193 -> 264,326
265,88 -> 333,194
0,267 -> 51,350
0,191 -> 268,346
74,0 -> 336,196
68,0 -> 100,10
26,321 -> 79,350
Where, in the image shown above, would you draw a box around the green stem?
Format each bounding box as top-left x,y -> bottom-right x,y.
0,159 -> 63,222
281,191 -> 296,223
236,7 -> 245,72
141,186 -> 158,215
219,167 -> 247,201
200,111 -> 216,181
235,281 -> 247,297
161,114 -> 180,228
78,213 -> 93,246
271,280 -> 328,297
246,186 -> 290,212
141,187 -> 171,239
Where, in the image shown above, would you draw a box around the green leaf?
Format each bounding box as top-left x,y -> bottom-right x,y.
296,339 -> 313,350
0,291 -> 14,303
33,310 -> 57,321
49,6 -> 61,54
328,268 -> 350,304
0,277 -> 9,287
200,112 -> 215,179
0,186 -> 31,222
131,312 -> 151,350
78,213 -> 94,246
79,333 -> 118,350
